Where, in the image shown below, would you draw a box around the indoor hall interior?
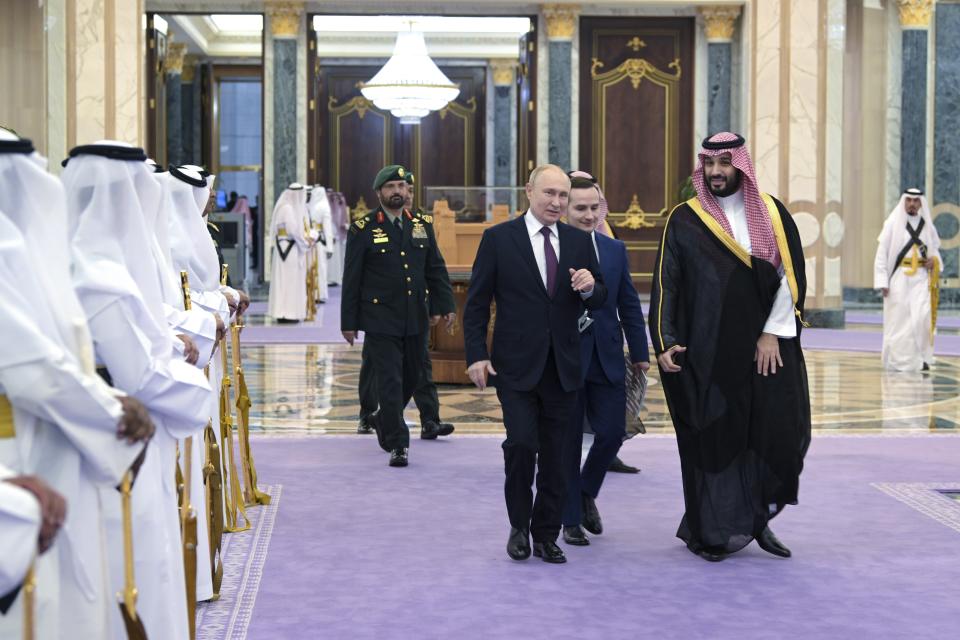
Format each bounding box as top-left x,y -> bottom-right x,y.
0,1 -> 958,639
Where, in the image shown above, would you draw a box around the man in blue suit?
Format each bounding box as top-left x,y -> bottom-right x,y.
561,174 -> 650,546
464,165 -> 607,564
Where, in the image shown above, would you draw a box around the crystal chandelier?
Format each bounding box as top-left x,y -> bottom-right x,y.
360,30 -> 460,125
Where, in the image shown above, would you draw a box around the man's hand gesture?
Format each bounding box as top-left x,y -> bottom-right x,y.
467,360 -> 497,390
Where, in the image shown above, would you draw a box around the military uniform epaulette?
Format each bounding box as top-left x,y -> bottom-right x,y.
414,210 -> 434,224
353,215 -> 371,231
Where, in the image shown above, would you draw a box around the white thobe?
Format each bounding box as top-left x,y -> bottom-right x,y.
0,355 -> 137,640
88,300 -> 210,640
0,465 -> 40,607
268,203 -> 309,320
875,216 -> 935,371
717,192 -> 797,338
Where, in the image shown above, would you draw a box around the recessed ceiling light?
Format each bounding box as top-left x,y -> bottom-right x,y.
313,15 -> 530,35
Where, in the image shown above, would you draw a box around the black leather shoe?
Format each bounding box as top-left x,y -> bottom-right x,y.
608,456 -> 640,474
562,525 -> 589,546
581,494 -> 603,535
388,448 -> 408,467
356,415 -> 375,434
420,420 -> 455,440
757,526 -> 791,558
532,541 -> 567,564
507,528 -> 531,561
688,544 -> 726,562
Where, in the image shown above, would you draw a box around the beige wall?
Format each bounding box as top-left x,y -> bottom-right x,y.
0,1 -> 46,149
0,0 -> 144,164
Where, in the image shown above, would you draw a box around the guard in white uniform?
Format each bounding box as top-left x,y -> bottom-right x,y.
62,142 -> 211,640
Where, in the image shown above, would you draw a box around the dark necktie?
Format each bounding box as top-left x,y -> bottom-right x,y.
540,226 -> 558,296
394,217 -> 402,232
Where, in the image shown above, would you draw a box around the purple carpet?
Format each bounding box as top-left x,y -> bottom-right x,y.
846,310 -> 960,329
241,288 -> 358,345
798,328 -> 960,356
239,435 -> 960,639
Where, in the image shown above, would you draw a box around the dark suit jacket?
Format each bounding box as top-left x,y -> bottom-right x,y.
580,232 -> 650,385
463,214 -> 607,392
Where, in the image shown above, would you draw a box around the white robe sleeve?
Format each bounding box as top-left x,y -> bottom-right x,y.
165,303 -> 217,365
874,222 -> 892,289
0,472 -> 40,596
0,351 -> 140,485
191,289 -> 230,326
762,275 -> 798,338
87,302 -> 211,438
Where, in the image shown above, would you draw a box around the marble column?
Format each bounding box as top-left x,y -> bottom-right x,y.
490,61 -> 515,187
180,55 -> 197,165
751,0 -> 846,327
268,2 -> 301,211
898,0 -> 933,193
934,2 -> 960,291
700,6 -> 740,136
45,0 -> 145,156
543,4 -> 578,169
165,42 -> 186,168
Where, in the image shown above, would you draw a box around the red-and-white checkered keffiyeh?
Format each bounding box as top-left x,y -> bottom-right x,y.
692,132 -> 780,267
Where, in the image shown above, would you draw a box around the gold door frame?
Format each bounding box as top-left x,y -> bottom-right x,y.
328,95 -> 393,196
414,96 -> 478,206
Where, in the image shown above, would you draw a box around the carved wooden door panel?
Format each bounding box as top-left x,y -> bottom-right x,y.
579,17 -> 695,292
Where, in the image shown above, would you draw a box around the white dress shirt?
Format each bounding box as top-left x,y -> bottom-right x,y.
717,191 -> 797,338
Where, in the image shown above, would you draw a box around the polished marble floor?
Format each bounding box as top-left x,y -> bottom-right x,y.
238,343 -> 960,436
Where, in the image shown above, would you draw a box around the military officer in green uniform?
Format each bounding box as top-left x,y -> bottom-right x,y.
356,171 -> 457,440
341,164 -> 456,467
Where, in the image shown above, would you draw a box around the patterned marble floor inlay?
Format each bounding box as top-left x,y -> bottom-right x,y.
873,483 -> 960,535
196,485 -> 282,640
238,344 -> 960,436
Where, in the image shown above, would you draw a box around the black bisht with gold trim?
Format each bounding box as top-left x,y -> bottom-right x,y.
648,194 -> 811,555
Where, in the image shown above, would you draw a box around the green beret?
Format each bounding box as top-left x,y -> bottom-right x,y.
404,171 -> 415,185
373,164 -> 407,191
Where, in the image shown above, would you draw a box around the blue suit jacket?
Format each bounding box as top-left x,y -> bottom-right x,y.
580,233 -> 649,385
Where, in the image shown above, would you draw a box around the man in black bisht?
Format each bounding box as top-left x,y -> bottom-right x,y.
649,132 -> 811,562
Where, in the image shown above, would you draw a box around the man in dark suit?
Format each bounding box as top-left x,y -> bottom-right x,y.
463,164 -> 607,564
560,174 -> 650,547
341,165 -> 455,467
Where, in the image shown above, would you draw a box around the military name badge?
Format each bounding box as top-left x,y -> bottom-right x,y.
373,228 -> 389,244
412,221 -> 428,239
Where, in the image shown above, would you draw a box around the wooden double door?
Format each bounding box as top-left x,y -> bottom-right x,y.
309,64 -> 486,219
579,17 -> 695,292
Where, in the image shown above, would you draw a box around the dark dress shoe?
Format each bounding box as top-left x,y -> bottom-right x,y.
562,525 -> 590,546
420,420 -> 455,440
688,544 -> 726,562
356,416 -> 375,434
532,541 -> 567,564
757,526 -> 791,558
581,494 -> 603,535
388,448 -> 408,467
507,528 -> 531,561
608,456 -> 640,474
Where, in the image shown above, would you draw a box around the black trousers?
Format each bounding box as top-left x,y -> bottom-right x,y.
359,332 -> 440,425
362,332 -> 426,450
561,349 -> 626,526
495,349 -> 576,543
